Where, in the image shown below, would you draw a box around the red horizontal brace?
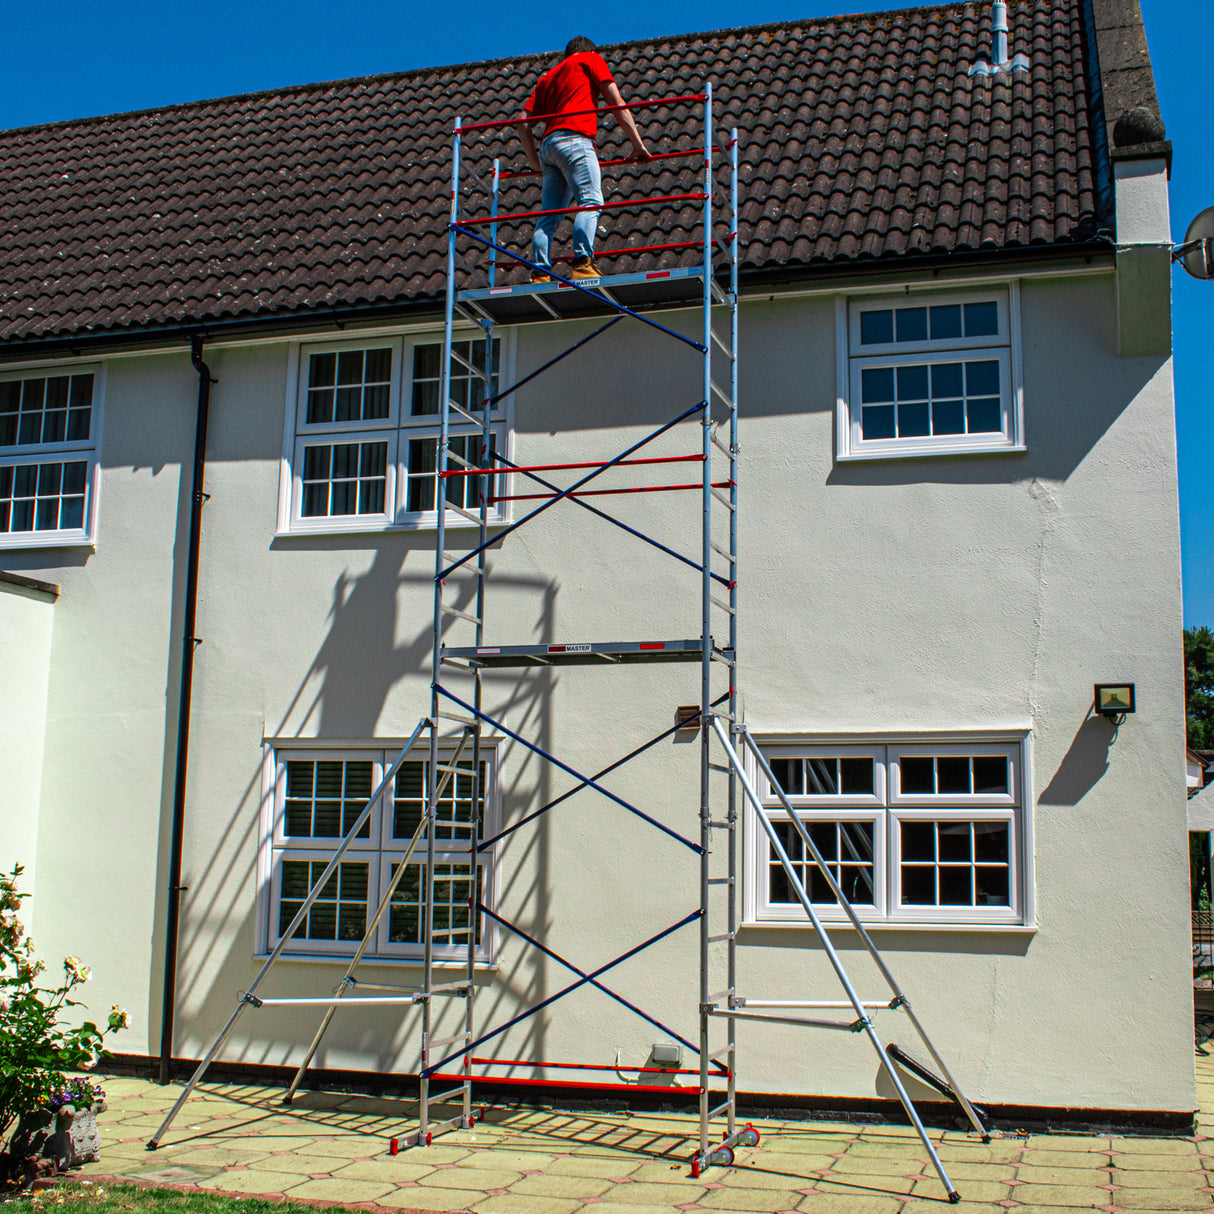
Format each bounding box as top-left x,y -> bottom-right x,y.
467,1056 -> 719,1077
433,1072 -> 704,1096
455,192 -> 707,228
441,453 -> 704,480
488,480 -> 731,504
499,146 -> 707,180
455,92 -> 708,135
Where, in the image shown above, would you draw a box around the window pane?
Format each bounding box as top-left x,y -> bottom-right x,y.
976,865 -> 1010,905
938,820 -> 971,860
939,867 -> 973,905
932,399 -> 965,435
860,310 -> 894,345
967,397 -> 1001,434
861,367 -> 894,403
900,866 -> 935,904
805,759 -> 838,795
840,758 -> 874,795
406,438 -> 438,512
895,307 -> 928,342
973,756 -> 1008,795
901,820 -> 934,860
974,820 -> 1010,862
862,405 -> 895,440
336,350 -> 363,386
964,301 -> 999,337
309,352 -> 337,389
937,756 -> 970,794
898,402 -> 930,437
896,365 -> 928,402
768,759 -> 801,796
931,362 -> 963,398
965,360 -> 1000,397
929,305 -> 962,340
900,757 -> 934,794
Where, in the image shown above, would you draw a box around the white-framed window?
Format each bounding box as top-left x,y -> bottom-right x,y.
745,736 -> 1030,927
0,365 -> 103,548
836,286 -> 1024,460
257,742 -> 499,962
278,331 -> 512,535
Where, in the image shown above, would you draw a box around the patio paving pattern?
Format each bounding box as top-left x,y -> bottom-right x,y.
71,1035 -> 1214,1213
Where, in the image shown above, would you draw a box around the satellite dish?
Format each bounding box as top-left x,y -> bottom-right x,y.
1177,206 -> 1214,280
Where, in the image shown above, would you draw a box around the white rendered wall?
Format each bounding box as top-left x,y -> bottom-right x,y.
0,576 -> 56,910
9,266 -> 1193,1114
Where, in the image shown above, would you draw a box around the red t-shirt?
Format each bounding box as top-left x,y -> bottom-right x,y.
524,51 -> 615,141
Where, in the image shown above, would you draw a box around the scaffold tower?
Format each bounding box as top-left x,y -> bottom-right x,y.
147,81 -> 986,1202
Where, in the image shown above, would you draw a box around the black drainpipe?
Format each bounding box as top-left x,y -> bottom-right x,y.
158,335 -> 213,1084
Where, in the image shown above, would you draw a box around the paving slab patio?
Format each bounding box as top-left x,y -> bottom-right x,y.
61,1022 -> 1214,1213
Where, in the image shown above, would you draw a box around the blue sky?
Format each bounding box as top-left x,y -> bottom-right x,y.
4,1 -> 1208,625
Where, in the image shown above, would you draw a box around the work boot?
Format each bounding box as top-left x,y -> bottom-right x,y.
571,257 -> 603,279
530,268 -> 552,284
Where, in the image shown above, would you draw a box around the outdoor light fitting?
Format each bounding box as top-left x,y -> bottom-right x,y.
1094,683 -> 1135,718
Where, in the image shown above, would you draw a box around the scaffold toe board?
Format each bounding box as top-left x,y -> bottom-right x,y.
454,268 -> 715,322
441,638 -> 710,667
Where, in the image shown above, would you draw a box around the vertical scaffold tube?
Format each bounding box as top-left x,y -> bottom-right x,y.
697,82 -> 715,1161
425,113 -> 463,1144
725,125 -> 740,1142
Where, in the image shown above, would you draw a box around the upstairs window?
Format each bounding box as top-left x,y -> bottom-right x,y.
0,367 -> 103,548
280,333 -> 511,535
838,288 -> 1023,460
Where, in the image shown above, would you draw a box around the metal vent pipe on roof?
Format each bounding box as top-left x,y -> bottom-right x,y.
968,1 -> 1030,78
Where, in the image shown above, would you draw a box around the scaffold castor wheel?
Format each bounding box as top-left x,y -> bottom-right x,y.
389,1138 -> 399,1156
690,1157 -> 701,1179
425,1132 -> 432,1147
468,1115 -> 476,1128
707,1145 -> 735,1168
738,1124 -> 760,1147
948,1190 -> 961,1204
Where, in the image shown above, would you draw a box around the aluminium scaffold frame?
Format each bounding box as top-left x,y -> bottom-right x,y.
148,82 -> 985,1201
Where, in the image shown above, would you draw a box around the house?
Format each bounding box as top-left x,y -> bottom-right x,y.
0,0 -> 1195,1129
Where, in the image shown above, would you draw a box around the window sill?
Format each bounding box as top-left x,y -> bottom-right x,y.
0,534 -> 95,551
836,442 -> 1027,463
254,952 -> 498,970
274,519 -> 510,539
740,919 -> 1036,934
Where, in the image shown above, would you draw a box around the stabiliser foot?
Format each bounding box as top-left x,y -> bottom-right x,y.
145,1141 -> 159,1151
948,1189 -> 961,1203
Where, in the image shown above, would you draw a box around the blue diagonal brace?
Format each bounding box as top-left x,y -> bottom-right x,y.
477,692 -> 730,854
457,226 -> 709,353
422,908 -> 702,1077
433,684 -> 703,855
439,399 -> 706,579
491,450 -> 729,587
479,903 -> 724,1072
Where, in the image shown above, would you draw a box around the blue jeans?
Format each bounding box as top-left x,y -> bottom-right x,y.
531,132 -> 603,268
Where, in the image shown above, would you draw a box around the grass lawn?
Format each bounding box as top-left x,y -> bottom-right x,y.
1,1182 -> 356,1214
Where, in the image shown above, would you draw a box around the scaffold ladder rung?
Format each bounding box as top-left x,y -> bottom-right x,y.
436,709 -> 479,726
442,604 -> 483,625
445,398 -> 482,425
710,487 -> 735,512
711,430 -> 734,458
426,1085 -> 470,1107
710,327 -> 734,359
445,499 -> 483,525
710,538 -> 734,561
711,595 -> 736,616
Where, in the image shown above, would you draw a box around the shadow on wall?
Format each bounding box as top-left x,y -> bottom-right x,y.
155,535 -> 562,1079
1039,714 -> 1115,806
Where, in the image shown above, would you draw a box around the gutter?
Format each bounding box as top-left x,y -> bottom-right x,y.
157,335 -> 213,1085
0,242 -> 1116,365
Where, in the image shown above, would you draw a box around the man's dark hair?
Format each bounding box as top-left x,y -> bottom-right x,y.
564,36 -> 596,56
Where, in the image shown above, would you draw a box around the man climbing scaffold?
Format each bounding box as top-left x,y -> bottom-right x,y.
516,35 -> 652,282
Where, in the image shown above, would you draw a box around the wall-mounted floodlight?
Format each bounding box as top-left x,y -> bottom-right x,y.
1094,683 -> 1135,717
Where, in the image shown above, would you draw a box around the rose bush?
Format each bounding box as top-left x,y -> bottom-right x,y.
0,865 -> 130,1141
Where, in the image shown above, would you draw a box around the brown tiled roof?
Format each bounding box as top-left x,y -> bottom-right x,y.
0,0 -> 1110,348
